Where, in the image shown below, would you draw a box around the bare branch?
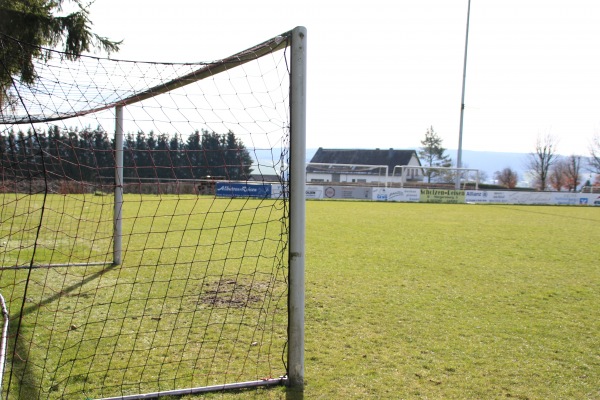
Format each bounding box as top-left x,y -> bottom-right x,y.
527,134 -> 559,190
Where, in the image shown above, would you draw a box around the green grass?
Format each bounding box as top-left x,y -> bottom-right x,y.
2,198 -> 600,399
300,202 -> 600,399
1,194 -> 288,399
201,201 -> 600,399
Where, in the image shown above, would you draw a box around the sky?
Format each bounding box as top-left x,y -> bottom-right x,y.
86,0 -> 600,157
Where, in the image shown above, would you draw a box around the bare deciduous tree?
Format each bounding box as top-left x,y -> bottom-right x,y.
494,167 -> 519,189
528,134 -> 559,191
548,158 -> 568,191
564,155 -> 582,192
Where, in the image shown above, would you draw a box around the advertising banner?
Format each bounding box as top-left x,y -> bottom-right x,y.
306,186 -> 324,199
215,182 -> 272,198
420,189 -> 465,204
577,194 -> 600,206
465,190 -> 492,203
372,188 -> 420,202
466,190 -> 595,205
322,186 -> 372,200
293,184 -> 600,206
270,184 -> 286,199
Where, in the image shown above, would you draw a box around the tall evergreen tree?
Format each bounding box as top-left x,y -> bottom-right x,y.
169,133 -> 184,179
201,130 -> 224,178
223,130 -> 253,180
123,132 -> 137,179
134,131 -> 151,178
185,130 -> 202,179
418,126 -> 452,183
0,0 -> 121,107
154,132 -> 173,179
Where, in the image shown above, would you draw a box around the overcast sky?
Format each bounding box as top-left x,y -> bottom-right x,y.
88,0 -> 600,156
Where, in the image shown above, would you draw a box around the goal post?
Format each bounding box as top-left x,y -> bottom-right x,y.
288,26 -> 307,391
393,165 -> 480,189
113,105 -> 124,266
306,163 -> 389,187
0,26 -> 306,399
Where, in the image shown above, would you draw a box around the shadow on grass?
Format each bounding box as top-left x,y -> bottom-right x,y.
5,263 -> 117,398
19,262 -> 117,318
4,331 -> 41,399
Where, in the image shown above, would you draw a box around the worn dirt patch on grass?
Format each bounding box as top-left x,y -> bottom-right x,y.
200,278 -> 271,308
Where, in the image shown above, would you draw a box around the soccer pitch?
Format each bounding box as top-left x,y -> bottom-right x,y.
217,201 -> 599,399
0,194 -> 289,399
300,201 -> 599,399
1,198 -> 599,399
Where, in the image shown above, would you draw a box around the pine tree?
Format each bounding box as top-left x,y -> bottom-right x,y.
0,0 -> 121,106
418,126 -> 452,183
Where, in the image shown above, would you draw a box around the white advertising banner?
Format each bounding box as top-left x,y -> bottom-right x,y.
306,186 -> 324,199
322,186 -> 372,200
270,184 -> 284,199
578,194 -> 600,206
300,185 -> 599,205
465,190 -> 598,206
372,188 -> 420,202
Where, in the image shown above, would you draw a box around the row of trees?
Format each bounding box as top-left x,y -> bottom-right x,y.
418,127 -> 600,191
495,134 -> 600,191
1,4 -> 259,186
0,126 -> 254,183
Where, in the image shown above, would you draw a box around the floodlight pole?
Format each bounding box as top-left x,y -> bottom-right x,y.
456,0 -> 471,189
114,106 -> 124,265
288,26 -> 307,393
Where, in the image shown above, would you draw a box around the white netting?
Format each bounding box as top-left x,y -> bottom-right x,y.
0,30 -> 293,399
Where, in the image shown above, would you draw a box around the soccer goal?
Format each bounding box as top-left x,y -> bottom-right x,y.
0,27 -> 306,399
306,163 -> 389,186
393,165 -> 480,189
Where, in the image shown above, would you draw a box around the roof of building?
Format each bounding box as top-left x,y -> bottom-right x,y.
248,174 -> 281,182
307,148 -> 420,171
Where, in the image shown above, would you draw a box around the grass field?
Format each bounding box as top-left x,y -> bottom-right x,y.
0,194 -> 289,399
2,197 -> 600,399
203,201 -> 600,399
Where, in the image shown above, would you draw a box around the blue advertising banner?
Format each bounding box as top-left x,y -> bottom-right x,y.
215,182 -> 272,198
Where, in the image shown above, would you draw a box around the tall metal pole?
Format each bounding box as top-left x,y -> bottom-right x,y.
114,106 -> 124,265
456,0 -> 471,189
288,26 -> 307,392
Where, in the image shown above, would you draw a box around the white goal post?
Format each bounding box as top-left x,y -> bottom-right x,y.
306,163 -> 389,187
393,165 -> 480,189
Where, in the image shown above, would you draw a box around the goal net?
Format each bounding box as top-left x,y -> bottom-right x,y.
306,163 -> 389,186
0,27 -> 306,399
393,166 -> 480,188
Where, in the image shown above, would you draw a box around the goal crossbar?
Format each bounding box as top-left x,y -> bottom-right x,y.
2,32 -> 290,125
393,165 -> 480,189
306,163 -> 389,186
